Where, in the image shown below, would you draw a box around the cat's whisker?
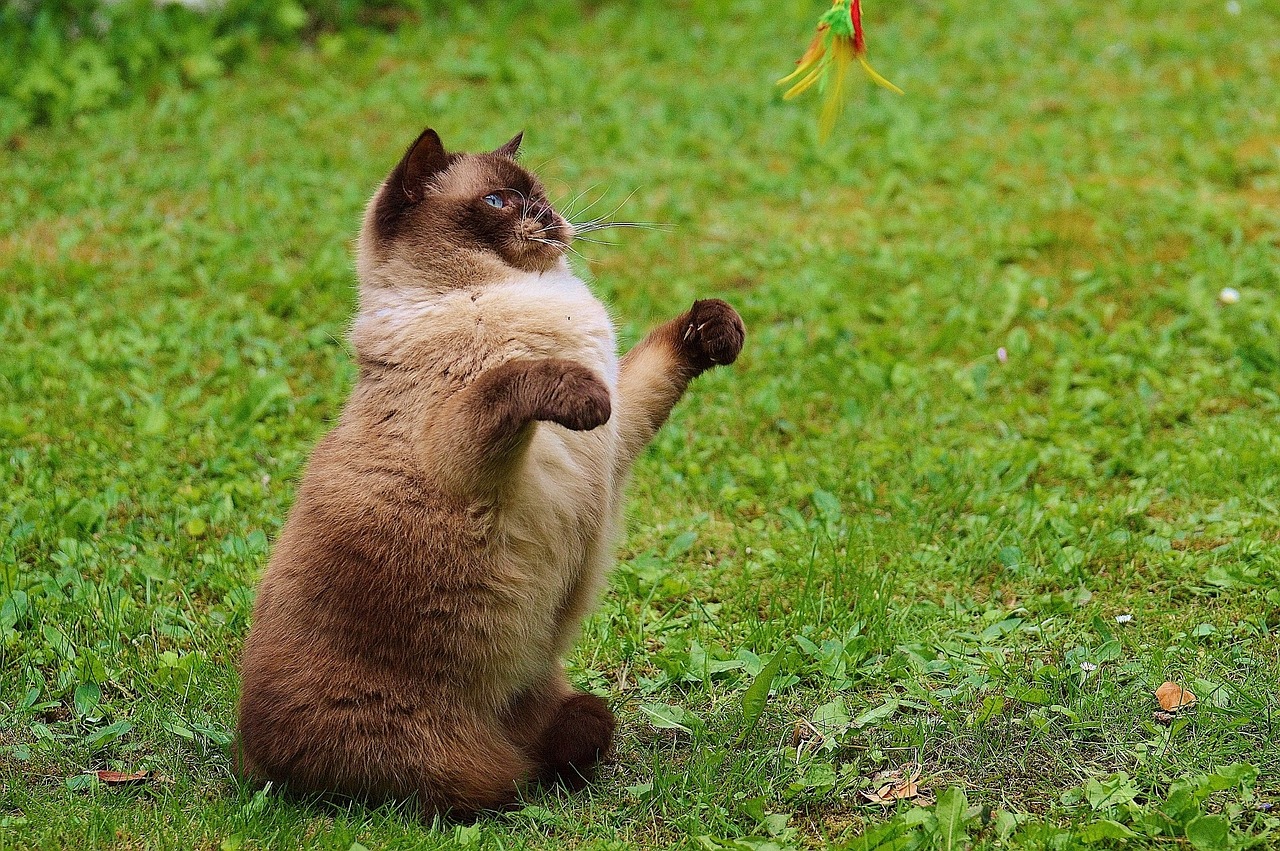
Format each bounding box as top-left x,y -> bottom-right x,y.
556,183 -> 602,217
552,181 -> 593,206
590,188 -> 640,226
563,184 -> 615,223
573,221 -> 672,235
528,236 -> 569,250
566,190 -> 674,238
531,236 -> 589,264
571,235 -> 620,247
531,233 -> 588,258
532,238 -> 578,255
567,191 -> 634,231
528,154 -> 562,174
528,222 -> 566,237
564,186 -> 606,217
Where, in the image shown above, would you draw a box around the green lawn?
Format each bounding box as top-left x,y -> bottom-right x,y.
3,0 -> 1279,848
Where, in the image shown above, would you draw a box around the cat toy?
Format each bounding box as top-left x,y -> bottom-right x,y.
778,0 -> 902,140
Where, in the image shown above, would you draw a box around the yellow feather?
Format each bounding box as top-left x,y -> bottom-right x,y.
782,59 -> 828,100
857,54 -> 904,95
777,33 -> 827,88
819,40 -> 852,141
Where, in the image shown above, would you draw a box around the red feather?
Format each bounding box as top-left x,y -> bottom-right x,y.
850,0 -> 866,54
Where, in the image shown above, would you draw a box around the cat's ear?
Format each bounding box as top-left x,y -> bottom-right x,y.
397,127 -> 450,203
494,132 -> 524,159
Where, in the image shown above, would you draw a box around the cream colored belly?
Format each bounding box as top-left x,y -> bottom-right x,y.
483,419 -> 620,699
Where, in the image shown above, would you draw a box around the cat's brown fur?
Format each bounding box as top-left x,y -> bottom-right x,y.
235,126 -> 744,818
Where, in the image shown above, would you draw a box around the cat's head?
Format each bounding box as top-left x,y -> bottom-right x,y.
357,127 -> 572,286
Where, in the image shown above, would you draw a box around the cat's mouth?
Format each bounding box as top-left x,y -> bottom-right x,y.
516,207 -> 573,267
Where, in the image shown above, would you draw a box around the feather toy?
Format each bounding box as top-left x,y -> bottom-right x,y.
778,0 -> 901,140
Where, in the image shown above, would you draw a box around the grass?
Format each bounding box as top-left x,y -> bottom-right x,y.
2,0 -> 1279,847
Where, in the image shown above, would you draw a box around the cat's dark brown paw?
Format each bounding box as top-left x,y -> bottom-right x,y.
532,360 -> 612,431
540,692 -> 615,788
681,299 -> 745,373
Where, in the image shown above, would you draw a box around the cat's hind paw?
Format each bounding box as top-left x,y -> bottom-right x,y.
539,692 -> 615,788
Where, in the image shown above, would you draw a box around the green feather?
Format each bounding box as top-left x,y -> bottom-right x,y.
820,0 -> 855,39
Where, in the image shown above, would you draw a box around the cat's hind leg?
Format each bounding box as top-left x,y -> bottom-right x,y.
248,705 -> 533,820
415,728 -> 534,819
503,672 -> 615,788
539,692 -> 615,789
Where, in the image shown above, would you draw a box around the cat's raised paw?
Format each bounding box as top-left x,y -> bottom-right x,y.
682,299 -> 745,372
533,360 -> 612,431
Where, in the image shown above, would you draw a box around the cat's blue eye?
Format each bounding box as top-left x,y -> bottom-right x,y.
483,193 -> 504,209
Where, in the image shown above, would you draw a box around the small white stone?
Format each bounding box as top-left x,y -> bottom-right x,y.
1226,1 -> 1242,14
997,347 -> 1009,364
1219,287 -> 1241,305
1115,614 -> 1133,624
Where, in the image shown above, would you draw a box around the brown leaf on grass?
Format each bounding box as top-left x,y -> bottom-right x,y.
1155,682 -> 1197,712
860,763 -> 933,806
92,770 -> 151,785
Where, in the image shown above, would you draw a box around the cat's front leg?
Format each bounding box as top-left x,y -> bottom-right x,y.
615,298 -> 745,466
523,359 -> 613,432
419,358 -> 611,496
677,298 -> 748,376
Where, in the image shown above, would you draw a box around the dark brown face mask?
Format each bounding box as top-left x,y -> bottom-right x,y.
369,127 -> 572,275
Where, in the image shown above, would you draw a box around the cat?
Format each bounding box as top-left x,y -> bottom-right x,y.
234,126 -> 745,818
